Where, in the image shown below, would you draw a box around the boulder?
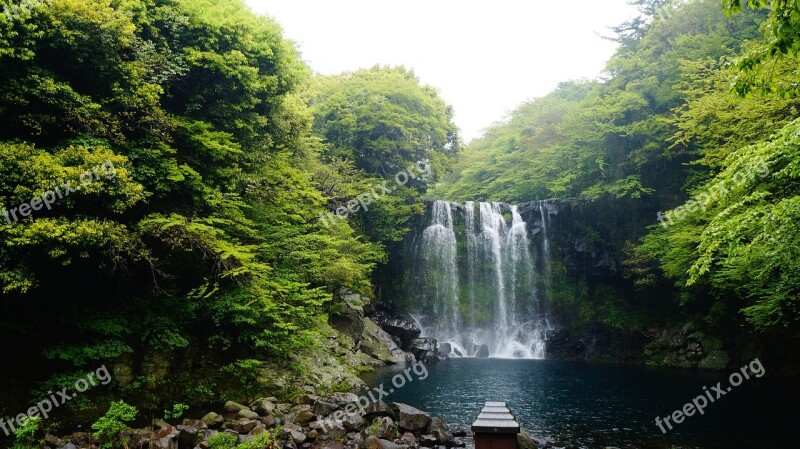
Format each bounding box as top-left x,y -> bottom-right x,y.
201,412 -> 224,428
427,417 -> 452,445
119,429 -> 151,448
330,292 -> 366,343
224,401 -> 251,414
286,405 -> 316,425
364,400 -> 396,420
517,429 -> 538,449
313,441 -> 345,449
340,412 -> 365,431
438,343 -> 452,356
239,409 -> 261,420
177,420 -> 207,449
378,438 -> 408,449
292,393 -> 318,406
261,415 -> 278,428
391,403 -> 431,431
371,416 -> 396,440
475,344 -> 490,358
227,418 -> 259,434
251,398 -> 277,415
152,424 -> 180,449
326,392 -> 360,407
408,338 -> 439,364
369,312 -> 421,343
361,319 -> 413,364
420,435 -> 437,447
45,434 -> 64,448
399,432 -> 417,445
314,400 -> 340,417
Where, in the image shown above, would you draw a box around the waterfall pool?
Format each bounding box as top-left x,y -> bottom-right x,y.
360,358 -> 798,449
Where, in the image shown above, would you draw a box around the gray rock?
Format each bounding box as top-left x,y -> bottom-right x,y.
378,438 -> 408,449
391,403 -> 431,431
340,412 -> 365,431
58,444 -> 78,449
251,398 -> 277,415
361,319 -> 412,364
369,312 -> 421,343
314,400 -> 339,417
45,434 -> 63,448
420,435 -> 437,447
202,412 -> 224,428
371,416 -> 396,440
326,392 -> 360,406
224,401 -> 251,414
313,440 -> 345,449
228,418 -> 259,434
427,417 -> 452,445
408,338 -> 439,364
364,400 -> 395,420
152,423 -> 180,449
262,415 -> 278,428
119,429 -> 151,448
517,429 -> 537,449
239,409 -> 261,420
286,405 -> 316,425
475,344 -> 490,358
399,432 -> 417,445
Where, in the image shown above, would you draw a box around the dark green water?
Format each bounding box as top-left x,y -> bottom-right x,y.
360,358 -> 798,449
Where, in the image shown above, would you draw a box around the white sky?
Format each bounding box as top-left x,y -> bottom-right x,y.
244,0 -> 638,142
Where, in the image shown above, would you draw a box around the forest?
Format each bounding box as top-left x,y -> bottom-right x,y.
0,0 -> 798,448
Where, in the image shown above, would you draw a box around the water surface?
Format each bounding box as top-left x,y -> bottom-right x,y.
361,358 -> 798,448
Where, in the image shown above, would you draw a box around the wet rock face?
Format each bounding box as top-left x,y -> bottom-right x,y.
369,311 -> 422,344
545,322 -> 647,363
361,318 -> 412,364
407,338 -> 439,364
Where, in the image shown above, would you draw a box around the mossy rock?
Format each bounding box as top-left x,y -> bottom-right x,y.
698,350 -> 730,370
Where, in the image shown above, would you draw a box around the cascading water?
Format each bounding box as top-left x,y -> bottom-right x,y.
413,200 -> 553,359
419,201 -> 460,336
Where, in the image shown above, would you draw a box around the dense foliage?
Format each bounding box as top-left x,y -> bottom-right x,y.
433,0 -> 800,336
0,0 -> 457,426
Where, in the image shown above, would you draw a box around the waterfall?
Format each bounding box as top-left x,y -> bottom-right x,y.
413,200 -> 552,359
419,200 -> 460,336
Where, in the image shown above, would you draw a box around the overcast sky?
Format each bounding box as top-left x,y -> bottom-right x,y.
244,0 -> 638,142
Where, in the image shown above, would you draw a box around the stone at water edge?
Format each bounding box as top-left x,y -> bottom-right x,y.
420,435 -> 438,447
438,342 -> 452,356
475,344 -> 489,358
371,416 -> 397,440
391,402 -> 431,431
427,417 -> 452,445
517,429 -> 538,449
364,400 -> 396,420
314,400 -> 339,417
